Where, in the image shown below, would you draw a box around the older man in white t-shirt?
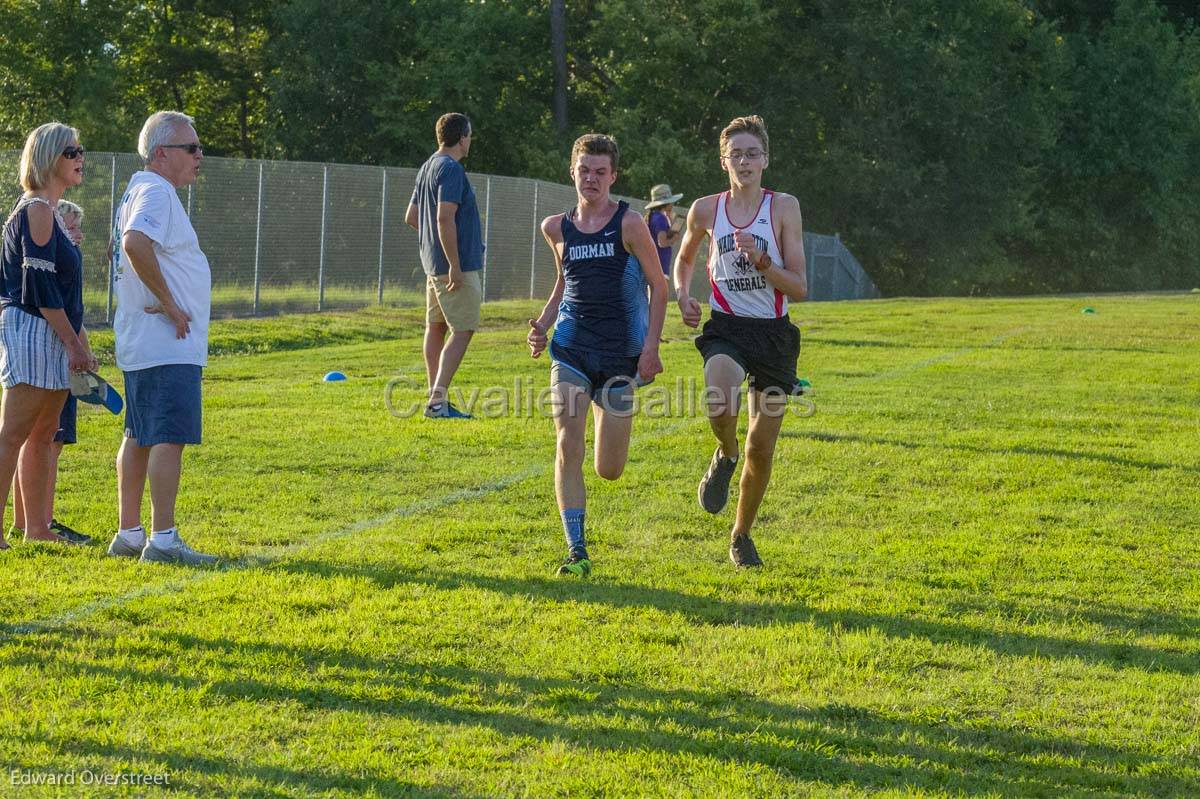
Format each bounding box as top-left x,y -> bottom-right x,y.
105,111 -> 216,566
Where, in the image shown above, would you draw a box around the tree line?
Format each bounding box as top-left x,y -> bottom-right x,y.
2,0 -> 1197,296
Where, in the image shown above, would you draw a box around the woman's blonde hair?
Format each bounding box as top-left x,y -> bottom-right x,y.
19,122 -> 79,191
57,199 -> 84,222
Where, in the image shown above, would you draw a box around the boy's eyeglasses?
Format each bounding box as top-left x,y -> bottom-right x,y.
722,149 -> 765,162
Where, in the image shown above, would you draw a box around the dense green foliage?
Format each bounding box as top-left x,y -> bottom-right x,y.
1,0 -> 1198,295
1,295 -> 1198,796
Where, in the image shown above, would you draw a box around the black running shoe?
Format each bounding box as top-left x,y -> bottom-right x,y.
698,447 -> 738,514
424,402 -> 472,419
49,519 -> 92,545
556,547 -> 591,578
729,534 -> 762,568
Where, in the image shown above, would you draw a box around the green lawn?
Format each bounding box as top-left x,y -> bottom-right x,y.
1,294 -> 1198,798
81,282 -> 425,323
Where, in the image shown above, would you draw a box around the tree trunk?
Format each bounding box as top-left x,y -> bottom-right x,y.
550,0 -> 568,138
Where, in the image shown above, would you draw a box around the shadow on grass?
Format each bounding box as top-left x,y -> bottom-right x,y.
783,429 -> 1199,474
944,594 -> 1200,644
269,559 -> 1200,676
7,628 -> 1193,798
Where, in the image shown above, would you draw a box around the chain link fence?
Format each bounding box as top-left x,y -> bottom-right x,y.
1,151 -> 878,326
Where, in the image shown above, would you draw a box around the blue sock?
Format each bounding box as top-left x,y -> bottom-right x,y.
561,508 -> 586,553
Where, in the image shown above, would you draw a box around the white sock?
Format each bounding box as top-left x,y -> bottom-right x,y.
118,525 -> 146,544
150,527 -> 179,547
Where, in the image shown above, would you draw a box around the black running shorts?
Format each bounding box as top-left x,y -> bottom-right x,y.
695,311 -> 800,394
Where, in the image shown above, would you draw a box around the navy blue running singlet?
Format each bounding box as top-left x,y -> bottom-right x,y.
553,201 -> 648,357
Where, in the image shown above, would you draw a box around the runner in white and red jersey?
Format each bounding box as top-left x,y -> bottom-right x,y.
706,188 -> 788,318
673,114 -> 808,568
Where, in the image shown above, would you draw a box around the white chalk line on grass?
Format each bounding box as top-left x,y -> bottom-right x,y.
857,327 -> 1033,382
6,417 -> 703,639
6,466 -> 545,638
6,327 -> 1031,640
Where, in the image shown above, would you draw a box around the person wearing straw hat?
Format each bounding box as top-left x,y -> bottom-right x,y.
644,183 -> 684,279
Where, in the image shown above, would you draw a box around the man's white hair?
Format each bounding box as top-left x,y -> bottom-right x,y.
138,111 -> 195,161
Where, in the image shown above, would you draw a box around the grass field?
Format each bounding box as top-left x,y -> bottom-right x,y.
1,293 -> 1198,798
81,282 -> 426,323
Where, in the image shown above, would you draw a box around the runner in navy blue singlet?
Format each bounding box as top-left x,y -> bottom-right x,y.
549,199 -> 649,392
527,134 -> 667,578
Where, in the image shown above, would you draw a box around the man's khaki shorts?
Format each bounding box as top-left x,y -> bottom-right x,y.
426,270 -> 483,332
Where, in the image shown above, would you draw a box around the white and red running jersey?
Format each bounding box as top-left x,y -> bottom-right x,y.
706,190 -> 786,318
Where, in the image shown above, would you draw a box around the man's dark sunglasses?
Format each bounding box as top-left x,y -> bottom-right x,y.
162,143 -> 203,155
62,147 -> 85,160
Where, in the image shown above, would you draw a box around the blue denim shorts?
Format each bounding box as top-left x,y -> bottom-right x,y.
123,364 -> 203,446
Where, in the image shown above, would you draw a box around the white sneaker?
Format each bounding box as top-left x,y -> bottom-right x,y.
139,534 -> 218,566
107,528 -> 147,559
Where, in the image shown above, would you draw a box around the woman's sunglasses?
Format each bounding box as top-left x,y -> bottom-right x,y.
62,147 -> 86,160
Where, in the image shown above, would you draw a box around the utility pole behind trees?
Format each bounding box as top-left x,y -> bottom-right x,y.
550,0 -> 568,138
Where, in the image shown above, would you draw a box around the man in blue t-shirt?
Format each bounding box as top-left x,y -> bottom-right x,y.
405,113 -> 484,419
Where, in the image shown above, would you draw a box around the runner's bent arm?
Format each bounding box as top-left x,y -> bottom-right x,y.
733,193 -> 807,301
528,215 -> 565,358
622,211 -> 666,381
672,197 -> 714,328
